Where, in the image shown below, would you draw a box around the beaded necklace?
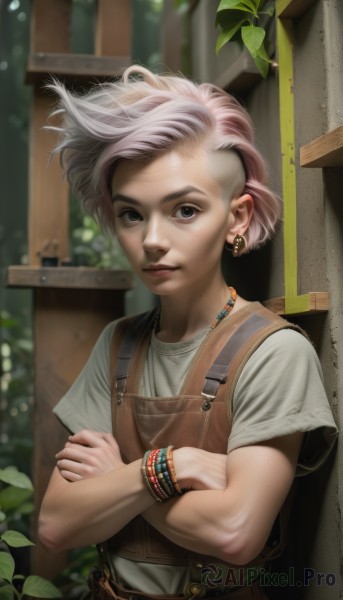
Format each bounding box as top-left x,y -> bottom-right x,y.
153,286 -> 237,334
208,286 -> 237,331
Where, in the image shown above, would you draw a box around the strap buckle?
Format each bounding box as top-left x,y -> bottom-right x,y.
201,392 -> 215,411
115,378 -> 126,404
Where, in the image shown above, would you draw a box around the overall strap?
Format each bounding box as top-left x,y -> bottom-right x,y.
111,310 -> 155,399
182,302 -> 304,412
201,313 -> 274,404
110,302 -> 304,409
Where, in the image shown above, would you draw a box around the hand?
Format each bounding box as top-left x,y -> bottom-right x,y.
55,429 -> 123,482
173,447 -> 227,491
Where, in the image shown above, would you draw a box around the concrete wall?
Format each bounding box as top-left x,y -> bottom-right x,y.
189,1 -> 342,598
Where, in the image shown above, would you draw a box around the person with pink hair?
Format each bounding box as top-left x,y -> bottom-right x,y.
39,66 -> 337,600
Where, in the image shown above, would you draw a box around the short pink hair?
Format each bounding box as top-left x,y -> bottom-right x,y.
48,65 -> 281,251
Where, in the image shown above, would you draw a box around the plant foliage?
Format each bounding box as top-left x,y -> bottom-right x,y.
0,468 -> 62,599
215,0 -> 275,78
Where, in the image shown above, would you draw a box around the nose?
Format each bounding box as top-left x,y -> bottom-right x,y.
142,216 -> 170,254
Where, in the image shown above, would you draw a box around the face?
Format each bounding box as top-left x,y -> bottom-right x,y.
111,146 -> 246,298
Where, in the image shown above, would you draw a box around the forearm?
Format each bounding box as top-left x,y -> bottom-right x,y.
39,460 -> 154,551
143,438 -> 300,565
143,488 -> 247,564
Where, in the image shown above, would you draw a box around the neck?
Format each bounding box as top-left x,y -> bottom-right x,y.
155,282 -> 242,343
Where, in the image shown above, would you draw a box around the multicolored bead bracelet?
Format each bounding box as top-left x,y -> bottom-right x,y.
142,446 -> 183,502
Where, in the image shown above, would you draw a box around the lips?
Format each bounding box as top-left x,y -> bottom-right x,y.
144,265 -> 177,271
143,265 -> 179,276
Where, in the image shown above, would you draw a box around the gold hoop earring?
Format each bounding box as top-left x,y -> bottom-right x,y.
232,234 -> 246,257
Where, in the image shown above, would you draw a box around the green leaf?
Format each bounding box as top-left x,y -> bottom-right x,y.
217,0 -> 259,12
16,501 -> 34,516
0,317 -> 17,329
0,552 -> 15,582
253,54 -> 270,78
0,486 -> 33,512
216,18 -> 247,53
218,1 -> 256,14
239,0 -> 259,12
215,8 -> 248,29
241,25 -> 265,57
22,575 -> 63,598
0,583 -> 14,600
217,0 -> 246,10
0,467 -> 33,490
256,42 -> 273,63
1,530 -> 35,548
0,511 -> 6,523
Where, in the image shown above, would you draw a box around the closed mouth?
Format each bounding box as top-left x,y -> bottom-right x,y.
143,265 -> 178,271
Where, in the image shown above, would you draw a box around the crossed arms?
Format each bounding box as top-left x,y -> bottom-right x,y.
38,429 -> 302,565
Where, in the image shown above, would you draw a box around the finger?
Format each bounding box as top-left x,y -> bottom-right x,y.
68,430 -> 112,448
59,469 -> 82,482
57,458 -> 83,472
56,446 -> 90,463
101,432 -> 120,449
57,457 -> 97,477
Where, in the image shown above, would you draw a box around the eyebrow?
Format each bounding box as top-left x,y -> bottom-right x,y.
111,185 -> 206,205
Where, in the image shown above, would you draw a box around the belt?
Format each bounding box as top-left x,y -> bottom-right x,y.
89,568 -> 266,600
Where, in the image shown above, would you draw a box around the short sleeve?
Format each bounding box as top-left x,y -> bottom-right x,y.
227,329 -> 338,476
53,320 -> 118,434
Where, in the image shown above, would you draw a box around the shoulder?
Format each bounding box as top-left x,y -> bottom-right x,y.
249,327 -> 319,368
229,327 -> 337,472
92,312 -> 149,352
234,327 -> 323,406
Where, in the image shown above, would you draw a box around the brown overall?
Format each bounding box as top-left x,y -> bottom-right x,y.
90,303 -> 302,600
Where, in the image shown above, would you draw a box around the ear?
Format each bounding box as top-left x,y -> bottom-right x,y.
225,193 -> 254,245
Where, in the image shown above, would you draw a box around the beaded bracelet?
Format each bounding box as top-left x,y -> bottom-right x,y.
142,446 -> 183,502
142,449 -> 168,502
166,445 -> 182,495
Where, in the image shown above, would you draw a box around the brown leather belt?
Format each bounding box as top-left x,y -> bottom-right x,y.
89,568 -> 267,600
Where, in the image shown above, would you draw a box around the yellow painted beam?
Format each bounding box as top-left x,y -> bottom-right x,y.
284,293 -> 329,315
277,17 -> 298,299
276,0 -> 317,19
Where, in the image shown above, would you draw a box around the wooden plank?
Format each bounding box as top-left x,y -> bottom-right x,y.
28,90 -> 69,266
300,125 -> 343,167
263,296 -> 286,316
30,0 -> 72,53
276,0 -> 317,18
95,0 -> 131,57
215,50 -> 261,94
277,18 -> 298,298
26,53 -> 130,85
31,287 -> 126,579
7,266 -> 134,291
264,292 -> 329,316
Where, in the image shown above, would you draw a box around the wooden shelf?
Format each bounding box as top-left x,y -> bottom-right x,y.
214,50 -> 261,94
6,266 -> 134,291
300,125 -> 343,167
264,292 -> 329,316
25,52 -> 130,85
276,0 -> 317,18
